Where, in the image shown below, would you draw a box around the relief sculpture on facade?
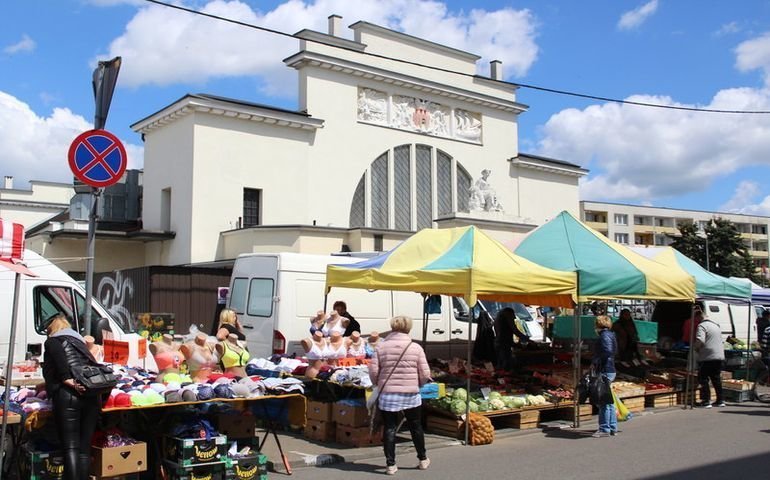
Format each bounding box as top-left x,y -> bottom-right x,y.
357,88 -> 388,125
454,109 -> 482,143
359,87 -> 481,143
469,169 -> 503,212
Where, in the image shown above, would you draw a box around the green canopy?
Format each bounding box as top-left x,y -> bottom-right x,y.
631,246 -> 752,301
515,211 -> 695,302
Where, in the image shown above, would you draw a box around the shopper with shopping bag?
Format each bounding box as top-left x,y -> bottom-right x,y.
591,315 -> 619,437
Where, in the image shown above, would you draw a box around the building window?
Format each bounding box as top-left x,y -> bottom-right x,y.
160,188 -> 171,231
614,214 -> 628,225
349,175 -> 366,228
243,188 -> 261,228
371,153 -> 389,229
393,146 -> 411,231
415,145 -> 432,229
350,145 -> 470,231
615,233 -> 629,244
374,234 -> 384,252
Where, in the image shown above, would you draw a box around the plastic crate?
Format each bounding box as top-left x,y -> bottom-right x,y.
724,389 -> 752,403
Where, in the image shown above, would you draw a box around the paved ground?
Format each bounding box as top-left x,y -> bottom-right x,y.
268,402 -> 770,479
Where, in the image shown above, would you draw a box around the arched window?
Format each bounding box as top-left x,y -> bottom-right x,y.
349,145 -> 471,231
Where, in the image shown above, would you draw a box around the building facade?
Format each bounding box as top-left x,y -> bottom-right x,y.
132,17 -> 586,267
581,200 -> 770,269
0,176 -> 73,228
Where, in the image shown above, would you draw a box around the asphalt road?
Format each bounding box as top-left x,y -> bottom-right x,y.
288,403 -> 770,479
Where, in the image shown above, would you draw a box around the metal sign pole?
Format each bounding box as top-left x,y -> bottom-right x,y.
82,57 -> 121,336
0,272 -> 23,480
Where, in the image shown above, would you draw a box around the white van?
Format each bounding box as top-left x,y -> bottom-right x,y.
0,250 -> 148,368
701,300 -> 756,344
227,253 -> 540,359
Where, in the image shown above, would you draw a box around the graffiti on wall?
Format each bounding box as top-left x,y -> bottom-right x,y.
97,272 -> 135,329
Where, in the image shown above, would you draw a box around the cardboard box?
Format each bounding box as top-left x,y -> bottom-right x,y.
164,460 -> 226,480
304,419 -> 336,442
332,403 -> 369,427
163,436 -> 227,467
92,442 -> 147,477
306,400 -> 333,422
22,449 -> 65,480
335,424 -> 382,447
216,414 -> 257,440
225,453 -> 268,480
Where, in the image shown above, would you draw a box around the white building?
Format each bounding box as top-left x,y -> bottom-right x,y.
21,17 -> 587,273
581,200 -> 770,269
0,176 -> 73,228
132,17 -> 586,267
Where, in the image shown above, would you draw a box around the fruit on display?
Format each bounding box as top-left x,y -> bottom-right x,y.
467,413 -> 494,445
543,388 -> 573,401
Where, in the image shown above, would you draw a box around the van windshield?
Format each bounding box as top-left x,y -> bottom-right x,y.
453,298 -> 534,323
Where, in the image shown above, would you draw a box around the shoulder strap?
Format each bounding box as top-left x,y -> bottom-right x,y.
378,341 -> 413,390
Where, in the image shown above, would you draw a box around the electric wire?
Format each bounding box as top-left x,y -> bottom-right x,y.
142,0 -> 770,114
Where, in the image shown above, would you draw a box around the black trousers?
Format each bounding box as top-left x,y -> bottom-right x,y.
382,406 -> 427,467
53,388 -> 100,480
698,360 -> 724,404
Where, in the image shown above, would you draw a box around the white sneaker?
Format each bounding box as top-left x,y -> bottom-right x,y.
418,458 -> 431,470
386,465 -> 398,475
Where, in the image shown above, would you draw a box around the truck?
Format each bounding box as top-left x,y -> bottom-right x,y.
0,250 -> 148,368
227,252 -> 539,359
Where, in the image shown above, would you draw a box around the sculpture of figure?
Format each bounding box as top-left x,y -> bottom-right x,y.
469,169 -> 503,212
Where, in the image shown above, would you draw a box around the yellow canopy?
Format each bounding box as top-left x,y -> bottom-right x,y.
326,226 -> 577,308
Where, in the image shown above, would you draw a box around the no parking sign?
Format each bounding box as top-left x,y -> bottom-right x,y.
68,129 -> 127,188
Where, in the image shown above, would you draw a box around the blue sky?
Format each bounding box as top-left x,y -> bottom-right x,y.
2,0 -> 770,215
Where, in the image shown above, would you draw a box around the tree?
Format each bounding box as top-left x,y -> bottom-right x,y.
670,218 -> 758,279
669,222 -> 705,267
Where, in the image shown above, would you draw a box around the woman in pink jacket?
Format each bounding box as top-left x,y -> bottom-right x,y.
369,315 -> 431,475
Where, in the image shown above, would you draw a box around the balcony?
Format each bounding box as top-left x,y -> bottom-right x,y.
742,232 -> 768,240
586,221 -> 609,231
750,250 -> 770,258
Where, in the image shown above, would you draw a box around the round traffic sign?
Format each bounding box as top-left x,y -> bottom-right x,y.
67,129 -> 128,188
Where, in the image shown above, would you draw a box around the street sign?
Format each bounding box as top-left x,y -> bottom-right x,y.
68,129 -> 127,188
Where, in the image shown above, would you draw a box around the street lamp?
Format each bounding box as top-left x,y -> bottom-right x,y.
698,222 -> 710,271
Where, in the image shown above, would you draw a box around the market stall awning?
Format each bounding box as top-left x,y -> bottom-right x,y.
514,211 -> 695,302
632,246 -> 751,301
326,226 -> 577,307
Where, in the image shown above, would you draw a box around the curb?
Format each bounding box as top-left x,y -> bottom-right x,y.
268,405 -> 688,472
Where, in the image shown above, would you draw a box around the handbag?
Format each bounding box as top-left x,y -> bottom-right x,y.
70,364 -> 118,395
368,341 -> 414,433
63,339 -> 117,395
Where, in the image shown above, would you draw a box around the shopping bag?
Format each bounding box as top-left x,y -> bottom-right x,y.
589,373 -> 613,406
612,390 -> 632,422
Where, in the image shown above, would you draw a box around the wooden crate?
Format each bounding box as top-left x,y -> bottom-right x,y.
426,415 -> 463,439
494,410 -> 540,430
645,393 -> 678,408
678,387 -> 716,404
547,404 -> 592,423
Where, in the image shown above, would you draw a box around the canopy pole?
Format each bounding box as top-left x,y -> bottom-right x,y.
323,292 -> 328,312
422,294 -> 429,354
684,302 -> 697,410
573,301 -> 581,428
464,306 -> 474,446
745,301 -> 752,383
0,271 -> 22,480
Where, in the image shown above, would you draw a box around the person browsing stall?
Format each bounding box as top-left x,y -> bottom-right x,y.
43,315 -> 102,480
694,310 -> 726,408
592,315 -> 618,437
369,315 -> 431,475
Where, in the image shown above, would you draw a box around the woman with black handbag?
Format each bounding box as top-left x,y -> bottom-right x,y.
592,315 -> 618,438
43,315 -> 102,480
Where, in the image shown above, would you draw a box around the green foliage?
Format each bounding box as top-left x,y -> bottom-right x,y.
671,218 -> 759,279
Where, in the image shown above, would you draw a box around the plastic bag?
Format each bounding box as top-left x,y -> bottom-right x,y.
612,390 -> 632,422
589,373 -> 613,406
